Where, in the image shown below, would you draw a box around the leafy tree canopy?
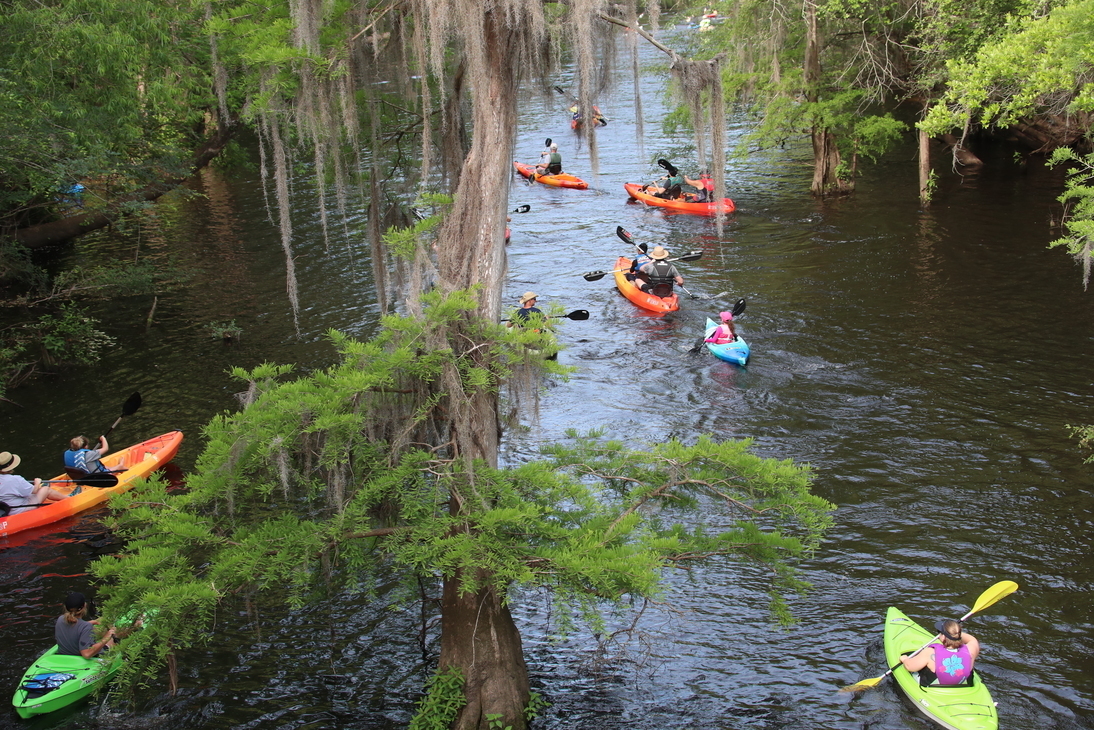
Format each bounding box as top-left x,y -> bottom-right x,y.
0,0 -> 215,228
921,0 -> 1094,135
92,290 -> 833,703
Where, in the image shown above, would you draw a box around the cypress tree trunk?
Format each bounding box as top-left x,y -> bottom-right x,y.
919,127 -> 932,205
441,569 -> 530,730
431,6 -> 529,728
803,0 -> 850,197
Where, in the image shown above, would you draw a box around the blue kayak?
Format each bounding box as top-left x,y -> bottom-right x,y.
704,318 -> 749,366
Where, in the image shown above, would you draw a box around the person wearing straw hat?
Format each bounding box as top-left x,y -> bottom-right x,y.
0,451 -> 70,515
507,292 -> 544,328
637,246 -> 684,298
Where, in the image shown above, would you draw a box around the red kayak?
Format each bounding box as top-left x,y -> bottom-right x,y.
513,161 -> 589,190
612,256 -> 679,314
0,431 -> 183,538
624,183 -> 736,216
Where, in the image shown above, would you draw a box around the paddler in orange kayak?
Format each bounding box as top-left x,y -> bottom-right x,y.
0,451 -> 71,515
637,246 -> 685,298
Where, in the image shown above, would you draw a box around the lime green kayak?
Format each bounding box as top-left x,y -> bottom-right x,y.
884,607 -> 998,730
12,645 -> 122,718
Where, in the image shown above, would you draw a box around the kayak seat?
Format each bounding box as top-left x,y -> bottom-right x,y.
916,668 -> 978,688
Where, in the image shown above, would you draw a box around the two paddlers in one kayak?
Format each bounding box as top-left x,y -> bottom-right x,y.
626,245 -> 685,298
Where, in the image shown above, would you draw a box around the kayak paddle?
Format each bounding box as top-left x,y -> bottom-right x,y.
611,226 -> 706,294
501,309 -> 590,322
511,204 -> 531,213
582,252 -> 702,281
103,392 -> 142,439
688,298 -> 747,353
658,158 -> 680,177
839,579 -> 1019,693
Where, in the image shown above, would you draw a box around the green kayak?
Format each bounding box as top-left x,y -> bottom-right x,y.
883,607 -> 999,730
12,645 -> 123,718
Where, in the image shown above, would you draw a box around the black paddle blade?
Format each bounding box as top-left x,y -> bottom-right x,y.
565,310 -> 591,320
121,392 -> 142,416
657,158 -> 679,176
582,271 -> 607,282
677,251 -> 703,262
732,298 -> 747,316
545,138 -> 552,148
616,226 -> 633,244
512,204 -> 531,213
554,85 -> 565,95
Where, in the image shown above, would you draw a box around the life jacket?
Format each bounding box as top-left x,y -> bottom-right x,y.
546,152 -> 562,174
642,260 -> 677,297
928,643 -> 973,685
64,448 -> 104,475
706,324 -> 735,344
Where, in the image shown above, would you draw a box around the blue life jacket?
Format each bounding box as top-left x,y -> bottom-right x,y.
63,449 -> 104,475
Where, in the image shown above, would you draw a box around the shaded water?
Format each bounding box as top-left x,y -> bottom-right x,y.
2,28 -> 1094,730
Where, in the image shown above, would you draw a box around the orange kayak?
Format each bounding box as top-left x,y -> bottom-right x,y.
624,183 -> 736,216
513,161 -> 589,190
613,256 -> 679,314
0,431 -> 183,538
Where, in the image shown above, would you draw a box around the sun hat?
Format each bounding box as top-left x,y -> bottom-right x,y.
64,592 -> 87,610
519,291 -> 538,304
720,311 -> 733,322
0,451 -> 21,473
648,246 -> 669,260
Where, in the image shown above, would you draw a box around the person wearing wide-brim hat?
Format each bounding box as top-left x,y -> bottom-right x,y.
637,246 -> 685,298
508,291 -> 544,328
0,451 -> 69,516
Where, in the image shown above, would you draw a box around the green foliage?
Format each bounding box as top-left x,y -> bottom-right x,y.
0,303 -> 115,396
386,194 -> 453,259
524,691 -> 549,721
409,667 -> 466,730
1047,147 -> 1094,287
921,0 -> 1094,136
91,285 -> 832,693
205,320 -> 243,341
0,0 -> 215,226
1067,423 -> 1094,464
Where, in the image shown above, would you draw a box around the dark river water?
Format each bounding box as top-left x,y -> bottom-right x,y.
2,28 -> 1094,730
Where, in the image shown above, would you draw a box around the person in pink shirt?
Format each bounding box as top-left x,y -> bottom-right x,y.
705,310 -> 737,344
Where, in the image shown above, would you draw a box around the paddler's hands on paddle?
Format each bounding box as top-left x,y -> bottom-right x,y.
839,579 -> 1019,693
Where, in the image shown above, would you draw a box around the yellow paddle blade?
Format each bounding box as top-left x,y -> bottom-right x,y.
967,580 -> 1019,618
839,675 -> 886,693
